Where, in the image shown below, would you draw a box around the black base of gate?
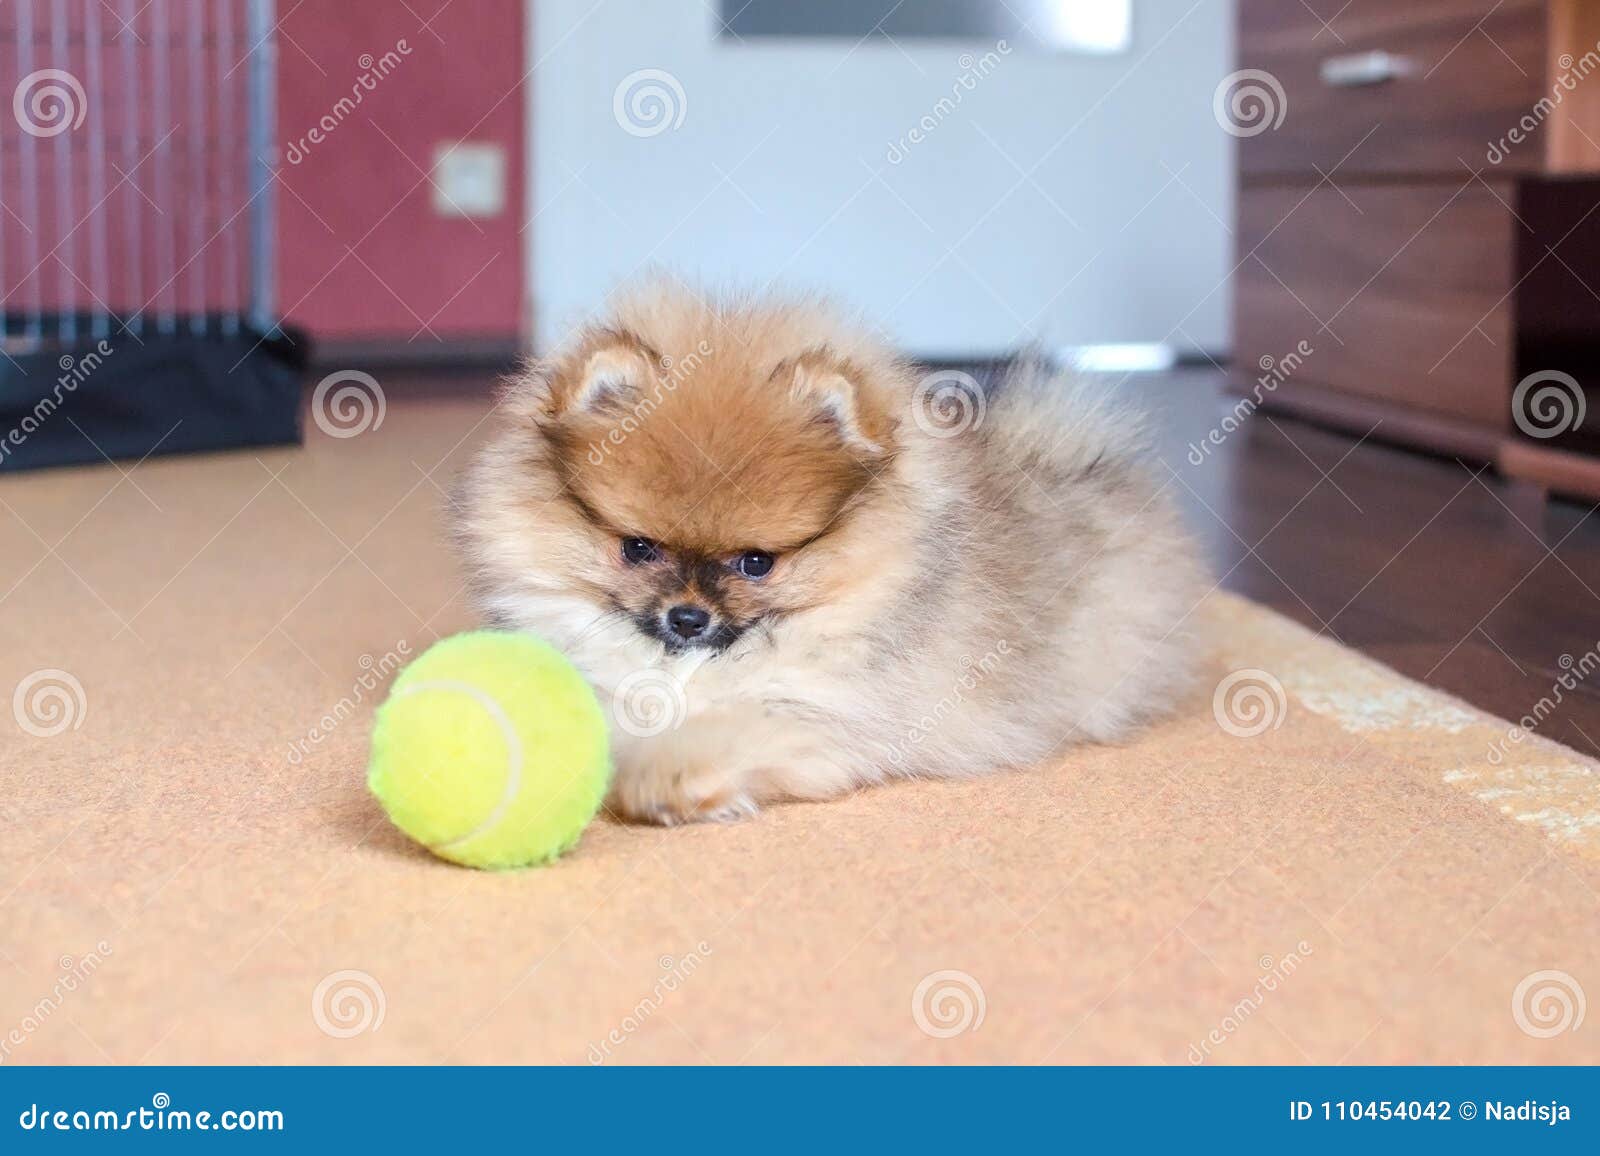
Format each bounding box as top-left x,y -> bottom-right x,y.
0,320 -> 307,473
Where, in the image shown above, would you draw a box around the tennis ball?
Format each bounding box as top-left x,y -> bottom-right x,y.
367,631 -> 611,870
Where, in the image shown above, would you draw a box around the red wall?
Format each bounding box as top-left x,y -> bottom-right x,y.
276,0 -> 525,343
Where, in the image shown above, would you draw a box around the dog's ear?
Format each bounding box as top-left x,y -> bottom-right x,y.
504,329 -> 656,423
567,343 -> 654,414
775,348 -> 895,457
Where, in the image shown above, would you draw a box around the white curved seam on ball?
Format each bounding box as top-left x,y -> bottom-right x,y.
392,679 -> 524,851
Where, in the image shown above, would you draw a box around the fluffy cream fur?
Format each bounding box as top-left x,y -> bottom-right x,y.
455,279 -> 1207,823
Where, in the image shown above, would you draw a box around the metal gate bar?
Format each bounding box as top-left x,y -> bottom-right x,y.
1,0 -> 278,352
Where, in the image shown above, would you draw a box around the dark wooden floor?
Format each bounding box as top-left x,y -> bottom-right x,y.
1126,368 -> 1600,758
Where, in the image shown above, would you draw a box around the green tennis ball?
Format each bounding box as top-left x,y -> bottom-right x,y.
367,631 -> 611,870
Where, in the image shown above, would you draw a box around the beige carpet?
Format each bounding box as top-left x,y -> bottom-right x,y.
1,395 -> 1596,1065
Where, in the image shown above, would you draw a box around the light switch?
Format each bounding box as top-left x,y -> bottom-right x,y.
431,142 -> 507,219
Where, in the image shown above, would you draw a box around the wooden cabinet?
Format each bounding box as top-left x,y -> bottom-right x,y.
1239,0 -> 1551,176
1232,0 -> 1600,497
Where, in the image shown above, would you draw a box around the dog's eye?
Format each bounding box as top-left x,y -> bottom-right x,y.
733,550 -> 774,579
621,537 -> 659,565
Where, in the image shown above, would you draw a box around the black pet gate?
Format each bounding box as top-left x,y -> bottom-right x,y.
1,0 -> 302,472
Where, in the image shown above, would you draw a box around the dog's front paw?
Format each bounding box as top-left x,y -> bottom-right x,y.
605,709 -> 857,824
608,760 -> 759,826
608,713 -> 762,825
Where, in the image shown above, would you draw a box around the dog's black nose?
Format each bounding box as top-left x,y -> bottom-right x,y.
665,604 -> 711,640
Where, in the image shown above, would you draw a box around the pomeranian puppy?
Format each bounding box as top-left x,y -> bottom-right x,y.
455,279 -> 1206,824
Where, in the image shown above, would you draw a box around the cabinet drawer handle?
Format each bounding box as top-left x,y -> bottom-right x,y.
1319,51 -> 1416,86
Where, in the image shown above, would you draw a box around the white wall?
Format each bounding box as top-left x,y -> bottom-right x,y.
528,0 -> 1234,358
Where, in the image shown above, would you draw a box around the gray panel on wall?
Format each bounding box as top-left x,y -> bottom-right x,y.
719,0 -> 1132,54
